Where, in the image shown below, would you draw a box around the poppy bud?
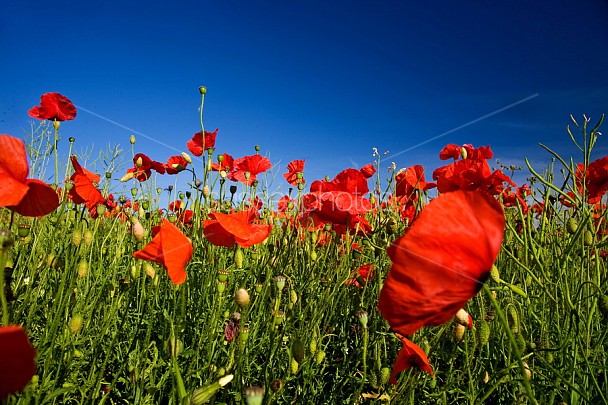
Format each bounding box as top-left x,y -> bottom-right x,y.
584,230 -> 594,246
129,135 -> 136,145
202,186 -> 211,198
291,339 -> 305,363
290,290 -> 298,305
566,217 -> 578,234
460,146 -> 468,159
454,308 -> 472,327
234,248 -> 244,269
289,358 -> 299,374
181,152 -> 192,164
71,230 -> 82,247
131,219 -> 145,241
130,188 -> 138,197
190,375 -> 233,405
380,367 -> 391,386
77,260 -> 89,278
230,185 -> 237,195
235,288 -> 250,309
244,386 -> 265,405
143,263 -> 155,279
516,331 -> 526,352
454,323 -> 466,342
522,362 -> 532,380
490,264 -> 501,283
315,349 -> 326,364
482,371 -> 490,384
199,86 -> 207,95
477,319 -> 490,345
507,306 -> 520,333
120,172 -> 135,182
68,314 -> 84,334
83,230 -> 93,245
309,338 -> 318,355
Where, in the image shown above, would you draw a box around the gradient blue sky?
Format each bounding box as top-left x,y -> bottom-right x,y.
2,1 -> 607,195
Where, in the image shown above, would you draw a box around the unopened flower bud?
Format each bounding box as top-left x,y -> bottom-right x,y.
454,323 -> 466,342
199,86 -> 207,95
120,172 -> 135,182
144,263 -> 156,279
129,135 -> 136,145
68,314 -> 84,334
181,152 -> 192,164
235,288 -> 250,309
131,218 -> 145,241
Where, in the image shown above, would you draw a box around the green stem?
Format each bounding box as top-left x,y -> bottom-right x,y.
0,247 -> 9,325
482,285 -> 538,405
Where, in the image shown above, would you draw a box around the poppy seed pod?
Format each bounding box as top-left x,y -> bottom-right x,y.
244,386 -> 265,405
274,276 -> 286,292
199,86 -> 207,95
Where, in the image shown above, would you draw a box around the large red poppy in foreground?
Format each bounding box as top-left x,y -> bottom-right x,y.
378,190 -> 504,336
0,134 -> 59,217
0,325 -> 36,399
133,219 -> 193,285
28,92 -> 77,121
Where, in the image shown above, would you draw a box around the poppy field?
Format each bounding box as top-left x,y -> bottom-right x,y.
1,90 -> 607,404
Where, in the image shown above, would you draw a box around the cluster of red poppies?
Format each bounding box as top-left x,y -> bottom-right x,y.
2,92 -> 608,397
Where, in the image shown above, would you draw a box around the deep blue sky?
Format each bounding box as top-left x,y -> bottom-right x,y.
1,1 -> 607,196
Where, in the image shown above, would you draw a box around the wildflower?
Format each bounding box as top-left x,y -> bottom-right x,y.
186,128 -> 219,157
27,92 -> 77,121
211,153 -> 235,172
395,165 -> 436,201
378,190 -> 505,336
345,264 -> 374,288
389,334 -> 434,384
359,163 -> 376,179
124,153 -> 166,182
164,155 -> 189,175
231,155 -> 272,186
283,159 -> 305,186
204,208 -> 272,248
0,134 -> 60,217
577,156 -> 608,204
69,156 -> 105,217
0,325 -> 36,399
133,218 -> 193,285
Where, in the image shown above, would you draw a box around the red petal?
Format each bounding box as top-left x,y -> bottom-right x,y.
0,325 -> 36,399
133,219 -> 192,284
203,219 -> 236,247
390,335 -> 434,384
0,135 -> 30,206
8,179 -> 59,217
378,190 -> 504,336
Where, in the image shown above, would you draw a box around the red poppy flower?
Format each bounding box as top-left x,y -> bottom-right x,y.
580,156 -> 608,204
69,156 -> 105,217
164,155 -> 188,175
345,263 -> 374,288
395,165 -> 436,200
28,92 -> 77,121
283,159 -> 305,186
187,128 -> 219,156
432,159 -> 515,195
231,155 -> 272,186
310,168 -> 369,196
360,163 -> 376,179
277,195 -> 296,213
203,208 -> 272,248
439,144 -> 493,161
0,325 -> 36,399
125,153 -> 166,182
0,134 -> 59,217
133,218 -> 193,285
211,153 -> 235,172
378,190 -> 504,336
389,334 -> 434,384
